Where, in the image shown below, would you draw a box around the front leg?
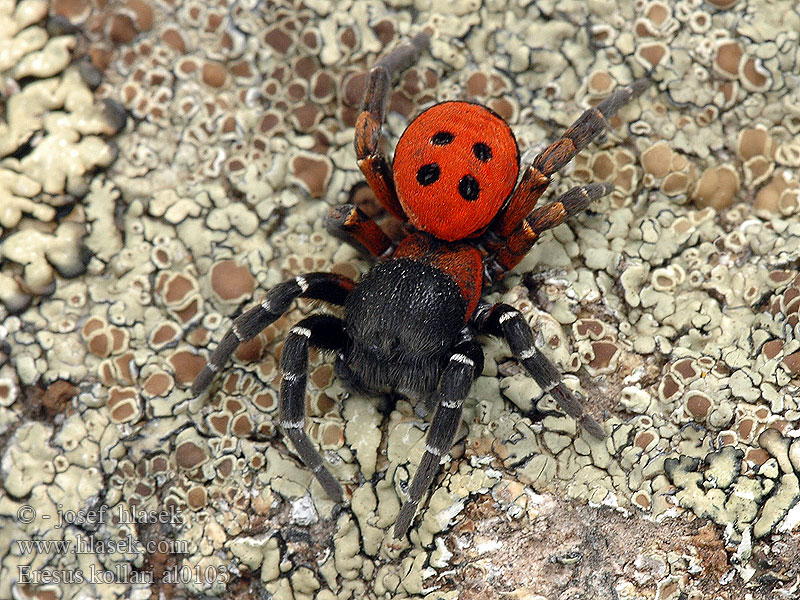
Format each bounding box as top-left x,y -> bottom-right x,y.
192,273 -> 354,394
487,182 -> 614,276
355,31 -> 431,220
325,203 -> 392,257
280,314 -> 349,501
474,302 -> 605,438
394,340 -> 484,539
490,78 -> 650,238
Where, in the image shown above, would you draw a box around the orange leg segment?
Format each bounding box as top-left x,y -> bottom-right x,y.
326,204 -> 392,257
354,31 -> 431,220
489,183 -> 614,275
490,79 -> 649,239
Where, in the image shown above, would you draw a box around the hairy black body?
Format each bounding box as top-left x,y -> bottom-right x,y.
338,258 -> 468,398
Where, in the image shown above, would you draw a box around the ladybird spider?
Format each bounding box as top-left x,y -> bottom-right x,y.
192,31 -> 648,539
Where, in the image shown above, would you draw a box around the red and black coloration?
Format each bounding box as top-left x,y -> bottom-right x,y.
192,31 -> 649,539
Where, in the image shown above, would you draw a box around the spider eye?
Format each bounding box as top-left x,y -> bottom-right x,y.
431,131 -> 454,145
473,142 -> 492,162
417,163 -> 440,186
458,174 -> 480,201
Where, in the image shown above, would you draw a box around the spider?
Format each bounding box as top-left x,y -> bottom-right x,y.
192,31 -> 648,539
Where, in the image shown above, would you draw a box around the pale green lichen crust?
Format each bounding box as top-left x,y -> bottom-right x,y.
2,0 -> 800,598
0,0 -> 124,313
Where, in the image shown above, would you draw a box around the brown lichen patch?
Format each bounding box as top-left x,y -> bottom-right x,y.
646,2 -> 670,26
782,350 -> 800,375
692,164 -> 739,209
202,61 -> 227,87
672,358 -> 699,382
108,13 -> 138,44
592,153 -> 615,180
641,142 -> 673,178
685,392 -> 712,421
264,26 -> 293,54
0,379 -> 16,405
161,28 -> 186,53
209,260 -> 255,303
173,297 -> 201,325
320,422 -> 343,448
488,97 -> 516,123
109,326 -> 129,353
175,438 -> 208,469
737,128 -> 775,162
112,352 -> 136,385
187,486 -> 207,510
148,322 -> 181,349
634,430 -> 656,451
754,171 -> 800,216
310,364 -> 334,390
86,329 -> 113,358
158,272 -> 198,307
232,413 -> 253,436
208,412 -> 230,435
659,372 -> 684,403
231,336 -> 264,364
143,371 -> 173,397
168,349 -> 206,386
587,70 -> 614,95
53,0 -> 93,22
740,56 -> 770,92
574,319 -> 606,340
82,316 -> 106,338
736,415 -> 756,442
290,102 -> 322,132
744,155 -> 774,188
713,40 -> 743,78
310,71 -> 335,102
177,57 -> 198,75
253,390 -> 277,412
586,340 -> 620,373
745,448 -> 769,466
636,42 -> 669,69
108,386 -> 140,423
126,0 -> 154,30
290,152 -> 332,198
761,339 -> 783,361
466,71 -> 489,97
572,147 -> 639,203
341,70 -> 367,108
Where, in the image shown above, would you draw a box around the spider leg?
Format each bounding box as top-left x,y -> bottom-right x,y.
473,302 -> 605,439
325,203 -> 392,257
191,273 -> 354,395
394,340 -> 484,539
280,314 -> 348,501
489,182 -> 614,275
490,79 -> 649,238
355,31 -> 430,220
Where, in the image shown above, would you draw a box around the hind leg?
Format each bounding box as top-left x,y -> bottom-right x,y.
280,314 -> 349,500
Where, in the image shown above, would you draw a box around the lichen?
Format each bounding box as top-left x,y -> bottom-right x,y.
0,4 -> 124,312
3,0 -> 800,598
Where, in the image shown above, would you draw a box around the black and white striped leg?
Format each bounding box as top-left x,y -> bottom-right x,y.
474,303 -> 605,439
394,340 -> 483,539
191,273 -> 354,395
280,314 -> 348,502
